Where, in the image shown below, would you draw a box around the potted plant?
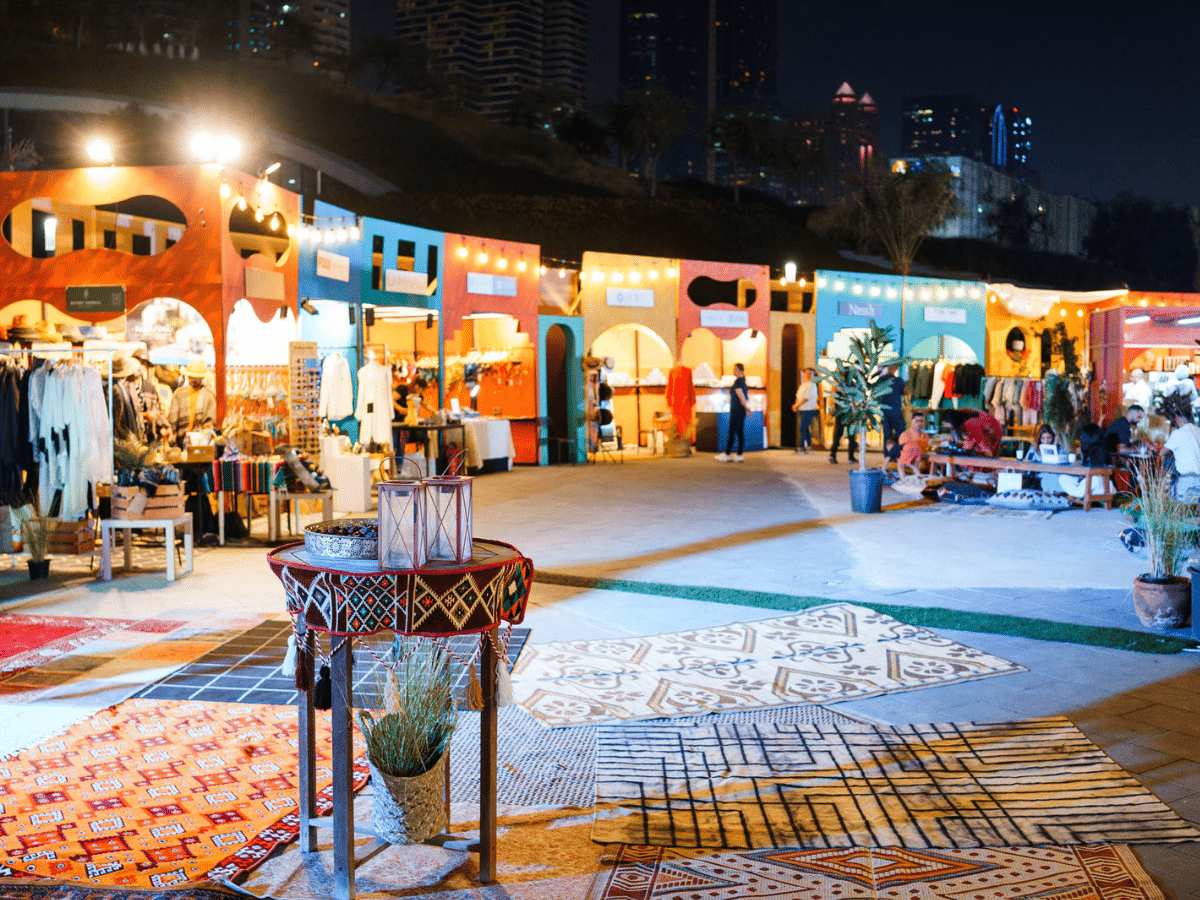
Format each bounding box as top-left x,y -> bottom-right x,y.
1130,458 -> 1199,628
357,635 -> 457,844
16,508 -> 51,580
815,320 -> 902,513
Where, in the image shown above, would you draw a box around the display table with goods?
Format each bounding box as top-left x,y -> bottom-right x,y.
460,417 -> 516,471
927,454 -> 1115,510
267,477 -> 532,899
201,455 -> 289,544
100,464 -> 192,581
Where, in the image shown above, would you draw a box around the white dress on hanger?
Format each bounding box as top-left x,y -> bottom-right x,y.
355,361 -> 394,447
319,352 -> 354,421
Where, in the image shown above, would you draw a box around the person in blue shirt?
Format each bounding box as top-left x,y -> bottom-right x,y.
716,363 -> 749,462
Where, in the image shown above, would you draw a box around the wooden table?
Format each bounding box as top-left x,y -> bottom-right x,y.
927,454 -> 1115,510
268,539 -> 533,900
99,515 -> 193,581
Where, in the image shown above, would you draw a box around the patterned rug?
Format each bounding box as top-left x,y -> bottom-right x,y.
0,698 -> 368,888
0,616 -> 183,674
513,603 -> 1024,728
588,843 -> 1165,900
592,716 -> 1200,849
448,703 -> 861,809
0,885 -> 236,899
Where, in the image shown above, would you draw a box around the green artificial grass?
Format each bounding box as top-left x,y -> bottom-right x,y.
534,571 -> 1199,656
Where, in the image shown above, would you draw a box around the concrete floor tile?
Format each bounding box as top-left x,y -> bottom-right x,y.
1133,730 -> 1200,764
1103,739 -> 1181,774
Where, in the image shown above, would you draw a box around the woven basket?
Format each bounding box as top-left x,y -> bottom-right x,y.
369,753 -> 447,844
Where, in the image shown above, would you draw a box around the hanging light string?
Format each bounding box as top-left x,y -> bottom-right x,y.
296,213 -> 361,246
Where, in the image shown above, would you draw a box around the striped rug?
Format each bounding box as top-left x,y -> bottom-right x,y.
592,716 -> 1200,849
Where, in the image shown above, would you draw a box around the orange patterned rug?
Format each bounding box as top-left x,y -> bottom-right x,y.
589,844 -> 1165,900
0,699 -> 367,889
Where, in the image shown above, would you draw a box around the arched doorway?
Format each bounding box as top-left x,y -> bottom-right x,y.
780,324 -> 802,448
545,323 -> 571,462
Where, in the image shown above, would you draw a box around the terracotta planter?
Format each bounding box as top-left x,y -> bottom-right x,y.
1133,575 -> 1191,629
369,752 -> 448,844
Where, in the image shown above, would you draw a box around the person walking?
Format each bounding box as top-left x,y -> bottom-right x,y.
715,363 -> 749,462
792,367 -> 818,453
879,363 -> 906,447
827,379 -> 857,464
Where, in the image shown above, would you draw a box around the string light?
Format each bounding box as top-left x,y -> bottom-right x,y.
629,271 -> 641,283
497,257 -> 508,269
457,246 -> 468,258
269,214 -> 280,231
286,222 -> 294,237
254,207 -> 264,223
516,260 -> 527,272
539,265 -> 547,275
236,195 -> 247,211
667,267 -> 677,277
219,181 -> 231,199
559,268 -> 567,278
477,251 -> 488,264
648,270 -> 658,280
611,272 -> 623,283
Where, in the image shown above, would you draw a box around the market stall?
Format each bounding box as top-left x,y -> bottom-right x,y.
441,233 -> 540,468
677,260 -> 770,453
768,271 -> 816,448
579,252 -> 680,454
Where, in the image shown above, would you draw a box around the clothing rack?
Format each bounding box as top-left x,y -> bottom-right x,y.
1,347 -> 116,563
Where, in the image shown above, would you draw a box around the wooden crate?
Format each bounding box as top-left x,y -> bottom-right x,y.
112,484 -> 187,520
47,519 -> 96,555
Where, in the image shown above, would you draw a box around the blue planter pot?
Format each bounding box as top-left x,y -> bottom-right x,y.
848,469 -> 884,514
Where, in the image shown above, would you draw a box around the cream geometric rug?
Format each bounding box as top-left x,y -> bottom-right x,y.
592,716 -> 1200,849
513,603 -> 1025,728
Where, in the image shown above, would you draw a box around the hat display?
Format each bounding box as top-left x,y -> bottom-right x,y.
57,323 -> 85,344
7,314 -> 38,341
184,359 -> 208,378
111,355 -> 139,379
34,321 -> 64,343
131,347 -> 151,366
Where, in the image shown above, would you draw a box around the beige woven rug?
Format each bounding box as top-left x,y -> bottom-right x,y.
513,602 -> 1024,728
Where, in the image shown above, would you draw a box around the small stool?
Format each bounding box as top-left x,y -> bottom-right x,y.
99,516 -> 193,582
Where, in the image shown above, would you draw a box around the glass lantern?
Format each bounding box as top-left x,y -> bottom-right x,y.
424,475 -> 473,563
377,480 -> 426,569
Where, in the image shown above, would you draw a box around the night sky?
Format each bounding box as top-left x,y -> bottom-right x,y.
357,0 -> 1200,207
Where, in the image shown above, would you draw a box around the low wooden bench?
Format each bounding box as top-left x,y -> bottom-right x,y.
927,454 -> 1115,511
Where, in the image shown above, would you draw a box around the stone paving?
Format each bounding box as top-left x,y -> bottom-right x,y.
1,448 -> 1198,897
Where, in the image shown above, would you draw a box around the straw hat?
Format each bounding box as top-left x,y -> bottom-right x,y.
7,314 -> 38,341
111,355 -> 139,379
184,358 -> 208,378
131,347 -> 151,366
34,321 -> 64,343
57,323 -> 85,344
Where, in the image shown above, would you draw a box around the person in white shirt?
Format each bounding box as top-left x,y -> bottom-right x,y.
791,367 -> 818,453
1161,400 -> 1200,501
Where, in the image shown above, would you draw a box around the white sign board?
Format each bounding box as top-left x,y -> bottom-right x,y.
605,287 -> 655,308
467,272 -> 518,296
700,308 -> 750,329
924,306 -> 967,324
385,269 -> 428,294
317,249 -> 350,283
245,267 -> 285,301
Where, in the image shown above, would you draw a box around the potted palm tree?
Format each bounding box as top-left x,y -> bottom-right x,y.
815,320 -> 902,513
357,635 -> 457,844
1130,457 -> 1199,628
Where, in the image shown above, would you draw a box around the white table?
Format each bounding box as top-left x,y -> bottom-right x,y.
268,489 -> 334,541
99,515 -> 193,582
461,418 -> 515,470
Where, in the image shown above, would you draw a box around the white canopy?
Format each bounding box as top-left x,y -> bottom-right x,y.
987,283 -> 1127,320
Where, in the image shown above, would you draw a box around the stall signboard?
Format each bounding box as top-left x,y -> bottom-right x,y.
385,269 -> 430,294
838,301 -> 883,318
317,249 -> 351,283
66,285 -> 126,314
467,272 -> 518,296
925,307 -> 967,324
606,287 -> 655,308
700,308 -> 750,329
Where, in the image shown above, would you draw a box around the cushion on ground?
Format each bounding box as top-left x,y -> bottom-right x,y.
986,489 -> 1073,511
936,481 -> 993,505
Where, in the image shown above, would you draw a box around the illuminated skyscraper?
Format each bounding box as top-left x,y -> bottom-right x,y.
902,94 -> 1031,174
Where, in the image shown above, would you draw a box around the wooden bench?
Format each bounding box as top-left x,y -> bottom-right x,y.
927,454 -> 1115,511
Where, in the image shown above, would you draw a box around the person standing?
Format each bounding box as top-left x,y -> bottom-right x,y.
827,379 -> 857,465
879,363 -> 906,447
167,359 -> 217,447
792,367 -> 818,453
715,363 -> 749,462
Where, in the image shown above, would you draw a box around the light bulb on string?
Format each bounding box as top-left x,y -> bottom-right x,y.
350,225 -> 360,241
497,257 -> 508,269
269,214 -> 280,231
629,271 -> 641,283
457,246 -> 468,258
611,272 -> 623,283
648,270 -> 658,280
286,222 -> 294,237
477,251 -> 488,264
255,207 -> 264,223
236,195 -> 247,211
559,268 -> 567,278
516,259 -> 527,272
219,181 -> 231,199
539,265 -> 547,275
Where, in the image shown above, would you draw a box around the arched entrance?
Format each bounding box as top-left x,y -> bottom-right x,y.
780,323 -> 802,448
545,323 -> 571,462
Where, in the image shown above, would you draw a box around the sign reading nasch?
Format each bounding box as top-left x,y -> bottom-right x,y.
605,287 -> 655,308
385,269 -> 429,294
700,308 -> 750,329
316,249 -> 350,283
924,306 -> 968,324
838,301 -> 883,318
467,272 -> 517,296
66,285 -> 126,314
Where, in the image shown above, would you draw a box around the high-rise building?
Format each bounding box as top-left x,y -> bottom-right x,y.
902,94 -> 1032,174
618,0 -> 778,179
295,0 -> 351,61
395,0 -> 588,120
791,82 -> 881,204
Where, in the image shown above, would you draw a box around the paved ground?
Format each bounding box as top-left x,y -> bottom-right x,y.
2,448 -> 1198,898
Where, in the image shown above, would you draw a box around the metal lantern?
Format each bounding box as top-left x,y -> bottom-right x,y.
424,475 -> 473,563
377,480 -> 426,569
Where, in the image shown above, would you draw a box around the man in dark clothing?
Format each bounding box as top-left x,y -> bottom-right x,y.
716,363 -> 749,462
879,364 -> 906,447
1104,404 -> 1144,462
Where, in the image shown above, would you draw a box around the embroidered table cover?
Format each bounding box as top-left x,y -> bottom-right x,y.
267,539 -> 532,636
